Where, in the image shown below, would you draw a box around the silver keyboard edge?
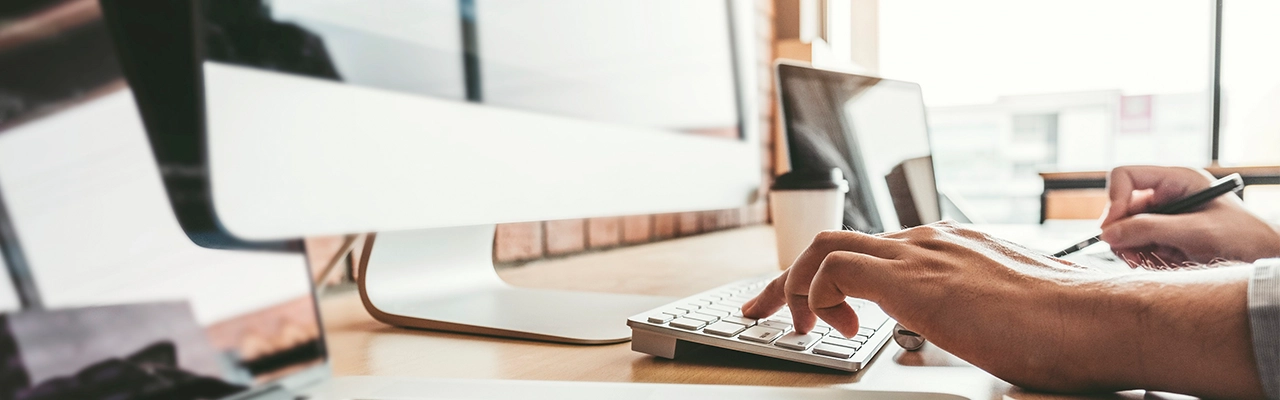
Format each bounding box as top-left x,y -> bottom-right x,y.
625,275 -> 898,372
627,317 -> 896,372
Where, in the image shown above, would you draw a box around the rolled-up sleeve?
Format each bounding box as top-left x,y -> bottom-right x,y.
1251,258 -> 1280,400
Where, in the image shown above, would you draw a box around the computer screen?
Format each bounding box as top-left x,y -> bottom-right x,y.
0,1 -> 326,397
101,0 -> 759,244
778,64 -> 936,233
204,0 -> 741,137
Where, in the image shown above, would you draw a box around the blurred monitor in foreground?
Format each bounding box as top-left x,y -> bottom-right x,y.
0,0 -> 326,396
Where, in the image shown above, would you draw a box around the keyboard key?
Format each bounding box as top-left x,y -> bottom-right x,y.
676,305 -> 700,312
691,300 -> 713,307
858,328 -> 875,337
850,335 -> 870,344
685,313 -> 720,323
704,321 -> 748,337
822,337 -> 862,350
647,313 -> 676,324
739,326 -> 784,343
774,332 -> 822,351
809,326 -> 831,335
698,309 -> 731,318
721,299 -> 746,307
813,343 -> 858,359
720,316 -> 758,326
758,320 -> 791,331
831,329 -> 863,339
664,308 -> 688,316
706,304 -> 737,313
669,318 -> 706,330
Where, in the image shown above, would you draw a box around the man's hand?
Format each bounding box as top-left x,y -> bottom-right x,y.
1100,166 -> 1280,265
742,223 -> 1116,391
741,222 -> 1263,398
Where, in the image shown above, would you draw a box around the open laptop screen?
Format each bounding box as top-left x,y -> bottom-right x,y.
777,64 -> 937,233
0,1 -> 325,398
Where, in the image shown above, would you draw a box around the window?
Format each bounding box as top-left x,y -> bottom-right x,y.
1218,0 -> 1280,166
880,0 -> 1212,223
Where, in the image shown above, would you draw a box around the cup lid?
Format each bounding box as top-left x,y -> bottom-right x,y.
771,168 -> 849,192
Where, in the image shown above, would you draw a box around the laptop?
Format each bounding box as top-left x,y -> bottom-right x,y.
627,63 -> 941,372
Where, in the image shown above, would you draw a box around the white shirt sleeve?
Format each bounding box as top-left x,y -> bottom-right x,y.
1250,258 -> 1280,400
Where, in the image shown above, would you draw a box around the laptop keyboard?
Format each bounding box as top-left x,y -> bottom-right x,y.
627,276 -> 894,372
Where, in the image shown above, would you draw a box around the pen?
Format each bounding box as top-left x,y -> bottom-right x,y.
1051,172 -> 1244,258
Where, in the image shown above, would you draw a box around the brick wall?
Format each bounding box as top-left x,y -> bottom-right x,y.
492,0 -> 779,264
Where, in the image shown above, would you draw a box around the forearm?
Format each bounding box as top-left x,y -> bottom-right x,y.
1093,265 -> 1263,398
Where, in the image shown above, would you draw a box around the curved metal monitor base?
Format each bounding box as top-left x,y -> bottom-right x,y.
356,225 -> 673,344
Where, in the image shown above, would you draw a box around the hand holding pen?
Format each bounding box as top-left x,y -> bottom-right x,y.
897,171 -> 1252,351
1053,172 -> 1244,258
1096,166 -> 1280,265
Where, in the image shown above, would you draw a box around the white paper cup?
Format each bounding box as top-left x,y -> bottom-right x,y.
770,169 -> 848,269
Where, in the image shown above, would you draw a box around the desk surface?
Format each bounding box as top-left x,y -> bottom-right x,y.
319,225 -> 1143,400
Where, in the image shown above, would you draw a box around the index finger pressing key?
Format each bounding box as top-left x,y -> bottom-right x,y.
741,272 -> 788,319
783,231 -> 902,333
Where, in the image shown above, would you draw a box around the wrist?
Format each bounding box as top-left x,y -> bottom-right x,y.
1104,266 -> 1260,397
1054,273 -> 1155,390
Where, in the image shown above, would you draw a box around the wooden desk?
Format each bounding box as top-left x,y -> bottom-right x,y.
319,226 -> 1143,400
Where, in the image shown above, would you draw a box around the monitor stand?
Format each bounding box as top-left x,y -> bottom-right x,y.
356,225 -> 673,344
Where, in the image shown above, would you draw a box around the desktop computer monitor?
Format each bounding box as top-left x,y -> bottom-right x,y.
102,0 -> 759,246
99,0 -> 760,343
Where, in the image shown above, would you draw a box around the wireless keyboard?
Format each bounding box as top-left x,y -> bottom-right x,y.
627,275 -> 895,372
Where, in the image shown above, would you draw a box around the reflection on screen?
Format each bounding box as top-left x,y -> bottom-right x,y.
477,0 -> 739,136
204,0 -> 741,138
780,66 -> 933,233
0,1 -> 324,398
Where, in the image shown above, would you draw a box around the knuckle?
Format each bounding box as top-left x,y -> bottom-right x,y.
813,257 -> 853,296
813,230 -> 846,245
819,251 -> 861,271
821,250 -> 852,264
1127,215 -> 1157,230
1112,165 -> 1142,175
900,224 -> 944,243
1174,167 -> 1214,183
